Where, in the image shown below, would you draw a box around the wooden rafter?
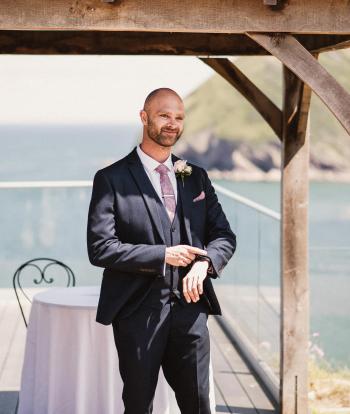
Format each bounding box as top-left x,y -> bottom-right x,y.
311,38 -> 350,53
1,31 -> 349,56
246,33 -> 350,135
0,0 -> 349,33
0,31 -> 268,56
200,57 -> 282,140
296,34 -> 350,53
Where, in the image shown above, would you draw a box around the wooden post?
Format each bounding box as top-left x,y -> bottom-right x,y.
280,64 -> 312,414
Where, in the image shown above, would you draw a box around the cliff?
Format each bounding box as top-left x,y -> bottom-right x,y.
175,50 -> 350,181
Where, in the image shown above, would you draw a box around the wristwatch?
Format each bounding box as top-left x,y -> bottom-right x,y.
195,254 -> 215,274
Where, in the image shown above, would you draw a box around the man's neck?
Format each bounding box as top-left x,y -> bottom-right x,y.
139,141 -> 171,163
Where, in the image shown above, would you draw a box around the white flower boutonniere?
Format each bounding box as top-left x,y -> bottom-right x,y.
174,159 -> 192,187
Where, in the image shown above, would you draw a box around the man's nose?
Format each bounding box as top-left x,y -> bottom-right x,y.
166,118 -> 178,128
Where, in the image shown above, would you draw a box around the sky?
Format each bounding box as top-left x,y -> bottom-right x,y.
0,55 -> 214,125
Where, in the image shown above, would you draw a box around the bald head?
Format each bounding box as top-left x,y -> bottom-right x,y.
143,88 -> 183,113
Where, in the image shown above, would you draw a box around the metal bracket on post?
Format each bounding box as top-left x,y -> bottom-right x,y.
101,0 -> 115,2
263,0 -> 278,4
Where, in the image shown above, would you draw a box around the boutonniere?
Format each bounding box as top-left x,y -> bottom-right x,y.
174,159 -> 192,187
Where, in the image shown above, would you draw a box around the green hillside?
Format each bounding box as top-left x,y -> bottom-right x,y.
183,49 -> 350,167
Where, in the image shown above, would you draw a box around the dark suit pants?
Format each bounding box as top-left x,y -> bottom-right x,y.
111,299 -> 211,414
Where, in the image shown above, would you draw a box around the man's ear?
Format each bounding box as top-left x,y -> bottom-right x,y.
139,110 -> 148,126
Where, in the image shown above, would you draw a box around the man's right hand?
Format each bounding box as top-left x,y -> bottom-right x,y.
165,245 -> 207,267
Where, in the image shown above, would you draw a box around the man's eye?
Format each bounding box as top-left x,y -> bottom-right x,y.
160,114 -> 168,118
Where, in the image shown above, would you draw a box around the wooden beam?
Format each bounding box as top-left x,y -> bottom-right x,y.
200,57 -> 282,140
310,38 -> 350,53
0,0 -> 349,33
296,34 -> 350,53
280,64 -> 312,414
0,31 -> 268,55
246,33 -> 350,135
0,31 -> 349,56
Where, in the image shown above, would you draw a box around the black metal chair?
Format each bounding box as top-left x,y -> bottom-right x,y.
12,258 -> 76,414
12,257 -> 76,328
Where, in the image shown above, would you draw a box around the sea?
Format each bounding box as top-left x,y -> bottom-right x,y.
0,123 -> 349,368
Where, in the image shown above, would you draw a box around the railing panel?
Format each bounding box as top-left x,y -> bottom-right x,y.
213,188 -> 280,382
0,186 -> 98,288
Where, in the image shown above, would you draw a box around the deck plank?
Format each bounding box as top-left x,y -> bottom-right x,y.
0,303 -> 22,389
214,382 -> 232,413
209,317 -> 259,414
0,310 -> 26,390
209,317 -> 276,414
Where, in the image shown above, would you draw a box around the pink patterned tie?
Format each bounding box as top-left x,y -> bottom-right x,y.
155,163 -> 176,222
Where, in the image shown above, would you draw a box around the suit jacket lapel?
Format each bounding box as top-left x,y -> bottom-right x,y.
127,147 -> 166,244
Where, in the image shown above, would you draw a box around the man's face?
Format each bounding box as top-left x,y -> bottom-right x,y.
141,94 -> 185,147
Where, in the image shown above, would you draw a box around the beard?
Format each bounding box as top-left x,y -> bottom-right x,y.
147,120 -> 183,147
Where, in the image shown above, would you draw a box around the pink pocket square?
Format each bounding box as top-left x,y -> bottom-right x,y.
193,191 -> 205,202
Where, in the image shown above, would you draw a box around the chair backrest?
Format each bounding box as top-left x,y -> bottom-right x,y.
12,257 -> 76,328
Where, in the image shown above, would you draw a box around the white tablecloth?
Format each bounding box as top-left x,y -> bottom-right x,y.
18,286 -> 216,414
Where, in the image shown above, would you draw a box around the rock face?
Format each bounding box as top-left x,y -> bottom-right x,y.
175,130 -> 350,181
178,51 -> 350,181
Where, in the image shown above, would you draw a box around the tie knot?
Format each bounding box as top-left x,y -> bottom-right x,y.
155,164 -> 169,174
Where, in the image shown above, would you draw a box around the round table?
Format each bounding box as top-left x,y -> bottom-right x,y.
18,286 -> 216,414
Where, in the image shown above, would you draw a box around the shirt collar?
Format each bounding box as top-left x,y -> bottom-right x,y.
136,144 -> 174,173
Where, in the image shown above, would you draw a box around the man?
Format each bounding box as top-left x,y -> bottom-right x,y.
87,88 -> 236,414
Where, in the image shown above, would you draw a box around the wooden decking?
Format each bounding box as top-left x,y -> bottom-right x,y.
0,290 -> 27,414
0,288 -> 276,414
209,317 -> 276,414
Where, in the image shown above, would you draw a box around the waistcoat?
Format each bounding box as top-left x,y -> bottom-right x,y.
143,189 -> 189,308
117,189 -> 189,319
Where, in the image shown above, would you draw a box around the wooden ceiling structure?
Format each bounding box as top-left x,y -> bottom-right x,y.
1,1 -> 350,413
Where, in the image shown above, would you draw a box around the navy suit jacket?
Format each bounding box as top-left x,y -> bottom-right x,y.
87,146 -> 236,325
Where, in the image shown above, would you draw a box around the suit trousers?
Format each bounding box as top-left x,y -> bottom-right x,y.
111,298 -> 211,414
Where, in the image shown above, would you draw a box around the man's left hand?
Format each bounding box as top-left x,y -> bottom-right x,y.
182,260 -> 209,303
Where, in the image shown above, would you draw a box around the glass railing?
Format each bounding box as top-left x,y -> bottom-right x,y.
0,180 -> 281,386
309,246 -> 350,368
1,180 -> 349,391
0,181 -> 98,289
213,181 -> 350,400
212,183 -> 281,396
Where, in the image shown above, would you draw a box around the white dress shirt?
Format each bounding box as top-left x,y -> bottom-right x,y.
136,144 -> 178,276
136,144 -> 178,204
